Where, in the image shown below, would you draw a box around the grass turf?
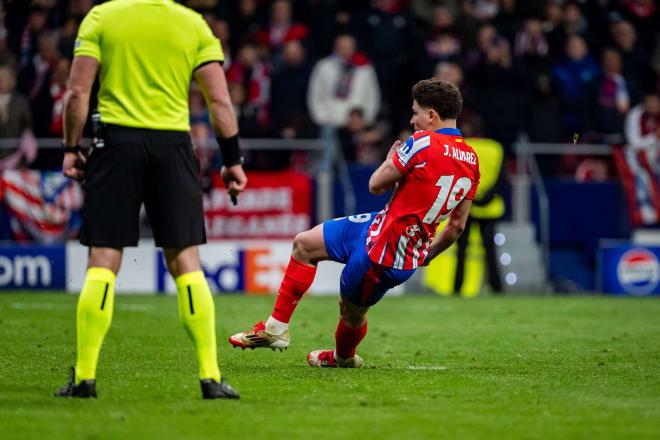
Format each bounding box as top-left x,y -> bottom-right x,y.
0,293 -> 658,439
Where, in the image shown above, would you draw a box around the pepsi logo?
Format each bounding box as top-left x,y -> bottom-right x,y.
617,248 -> 660,295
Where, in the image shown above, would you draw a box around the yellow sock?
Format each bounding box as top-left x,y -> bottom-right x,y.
175,271 -> 221,381
75,267 -> 116,383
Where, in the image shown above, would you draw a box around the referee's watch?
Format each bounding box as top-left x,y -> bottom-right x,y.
216,134 -> 243,167
62,143 -> 82,154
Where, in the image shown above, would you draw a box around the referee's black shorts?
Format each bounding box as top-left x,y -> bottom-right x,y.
80,124 -> 206,248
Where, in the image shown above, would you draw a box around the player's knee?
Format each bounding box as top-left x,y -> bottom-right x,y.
339,298 -> 368,327
341,312 -> 367,328
88,247 -> 122,274
163,246 -> 201,278
292,231 -> 312,262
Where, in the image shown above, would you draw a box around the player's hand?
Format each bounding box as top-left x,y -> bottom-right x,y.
221,164 -> 248,199
420,249 -> 438,266
62,151 -> 87,182
387,139 -> 402,158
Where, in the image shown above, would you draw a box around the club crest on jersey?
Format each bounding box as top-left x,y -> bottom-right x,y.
406,224 -> 421,237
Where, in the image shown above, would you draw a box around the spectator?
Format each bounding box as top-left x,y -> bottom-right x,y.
256,0 -> 309,63
434,61 -> 477,113
57,18 -> 78,60
464,24 -> 501,73
307,33 -> 380,128
424,6 -> 461,67
610,19 -> 652,98
189,86 -> 211,129
491,0 -> 517,44
271,40 -> 314,139
357,0 -> 413,128
337,108 -> 386,165
67,0 -> 92,20
190,122 -> 216,181
0,64 -> 37,170
472,0 -> 499,22
13,6 -> 48,70
226,42 -> 271,136
434,61 -> 463,87
472,34 -> 530,152
229,0 -> 263,46
562,2 -> 591,40
547,2 -> 594,58
574,157 -> 609,182
454,0 -> 480,50
21,31 -> 61,137
410,0 -> 459,26
653,34 -> 660,84
48,57 -> 70,137
187,0 -> 220,12
305,0 -> 349,57
227,81 -> 259,143
542,0 -> 563,36
552,34 -> 600,139
620,0 -> 657,54
528,73 -> 563,144
514,15 -> 549,63
227,82 -> 256,135
211,19 -> 232,68
0,4 -> 9,60
591,48 -> 630,143
624,92 -> 660,150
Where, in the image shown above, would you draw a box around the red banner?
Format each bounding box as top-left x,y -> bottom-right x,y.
204,169 -> 312,239
614,147 -> 660,227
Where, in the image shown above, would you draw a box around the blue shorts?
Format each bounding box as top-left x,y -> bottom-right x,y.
323,213 -> 415,307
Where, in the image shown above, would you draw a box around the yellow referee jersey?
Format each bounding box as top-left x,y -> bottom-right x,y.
74,0 -> 224,131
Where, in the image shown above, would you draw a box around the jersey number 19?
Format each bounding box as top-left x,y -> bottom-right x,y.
423,175 -> 472,224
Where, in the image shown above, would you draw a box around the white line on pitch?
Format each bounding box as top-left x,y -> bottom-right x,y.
9,303 -> 154,312
10,303 -> 64,310
118,304 -> 154,312
405,365 -> 447,371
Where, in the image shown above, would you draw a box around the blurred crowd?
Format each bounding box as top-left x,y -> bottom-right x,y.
0,0 -> 658,175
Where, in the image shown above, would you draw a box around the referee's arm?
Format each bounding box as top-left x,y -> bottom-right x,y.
194,62 -> 247,196
62,56 -> 99,181
195,63 -> 238,139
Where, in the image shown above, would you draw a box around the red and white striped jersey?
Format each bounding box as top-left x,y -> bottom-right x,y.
366,128 -> 480,270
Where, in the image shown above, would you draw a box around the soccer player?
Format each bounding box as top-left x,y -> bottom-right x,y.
229,78 -> 479,367
55,0 -> 246,398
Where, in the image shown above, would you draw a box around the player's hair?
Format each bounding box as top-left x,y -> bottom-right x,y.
412,79 -> 463,120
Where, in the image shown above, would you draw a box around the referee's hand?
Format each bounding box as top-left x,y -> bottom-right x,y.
62,151 -> 87,182
221,164 -> 247,202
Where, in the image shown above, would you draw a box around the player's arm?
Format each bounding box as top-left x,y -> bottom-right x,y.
421,198 -> 472,266
62,56 -> 98,181
369,140 -> 404,195
194,62 -> 247,196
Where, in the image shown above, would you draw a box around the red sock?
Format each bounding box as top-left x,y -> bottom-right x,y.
271,256 -> 316,323
335,319 -> 368,359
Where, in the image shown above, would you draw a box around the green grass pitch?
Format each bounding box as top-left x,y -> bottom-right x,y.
0,292 -> 659,439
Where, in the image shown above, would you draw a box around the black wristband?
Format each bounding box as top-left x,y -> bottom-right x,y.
216,134 -> 243,167
62,144 -> 82,153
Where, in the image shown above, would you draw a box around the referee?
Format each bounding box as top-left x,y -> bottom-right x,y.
55,0 -> 246,399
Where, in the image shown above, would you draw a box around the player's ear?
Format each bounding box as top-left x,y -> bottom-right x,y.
429,108 -> 440,122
